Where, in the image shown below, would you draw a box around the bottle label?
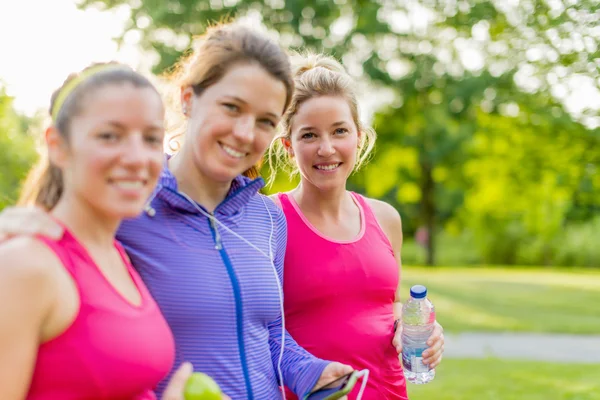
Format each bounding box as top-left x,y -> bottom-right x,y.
402,347 -> 429,373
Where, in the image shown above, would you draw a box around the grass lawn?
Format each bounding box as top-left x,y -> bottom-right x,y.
401,266 -> 600,334
407,358 -> 600,400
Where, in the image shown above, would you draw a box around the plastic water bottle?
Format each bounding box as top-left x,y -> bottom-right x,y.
401,285 -> 436,384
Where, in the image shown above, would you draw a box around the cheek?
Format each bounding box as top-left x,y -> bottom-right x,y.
294,144 -> 315,168
339,137 -> 359,158
149,150 -> 165,174
193,114 -> 232,145
69,146 -> 113,181
254,132 -> 274,155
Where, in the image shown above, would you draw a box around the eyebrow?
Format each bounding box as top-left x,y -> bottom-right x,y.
299,121 -> 347,132
105,121 -> 163,131
224,95 -> 280,119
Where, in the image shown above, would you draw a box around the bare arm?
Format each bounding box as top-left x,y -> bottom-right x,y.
367,198 -> 445,367
366,198 -> 404,319
0,238 -> 57,399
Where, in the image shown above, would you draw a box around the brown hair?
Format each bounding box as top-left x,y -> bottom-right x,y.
18,63 -> 160,211
267,53 -> 376,185
164,22 -> 294,179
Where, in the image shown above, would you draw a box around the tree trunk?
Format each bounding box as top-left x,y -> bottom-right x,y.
421,161 -> 436,266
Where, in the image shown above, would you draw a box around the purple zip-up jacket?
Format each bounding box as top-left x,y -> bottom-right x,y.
116,166 -> 329,399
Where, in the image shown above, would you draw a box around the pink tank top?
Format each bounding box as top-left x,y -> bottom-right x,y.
279,193 -> 408,400
27,228 -> 175,400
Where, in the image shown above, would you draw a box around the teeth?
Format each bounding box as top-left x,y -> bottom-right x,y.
222,144 -> 245,159
316,164 -> 340,171
114,181 -> 143,190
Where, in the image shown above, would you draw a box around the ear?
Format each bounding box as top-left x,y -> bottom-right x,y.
46,126 -> 68,168
357,129 -> 363,149
281,137 -> 294,157
180,86 -> 194,117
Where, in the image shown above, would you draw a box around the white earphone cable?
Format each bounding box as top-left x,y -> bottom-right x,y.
172,190 -> 286,400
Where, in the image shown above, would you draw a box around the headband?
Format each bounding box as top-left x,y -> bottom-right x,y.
51,64 -> 127,122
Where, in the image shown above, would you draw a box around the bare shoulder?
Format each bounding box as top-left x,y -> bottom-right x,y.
0,236 -> 60,291
364,197 -> 403,248
365,197 -> 402,228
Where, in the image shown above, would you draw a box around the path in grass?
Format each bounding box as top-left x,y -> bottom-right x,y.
445,332 -> 600,363
401,266 -> 600,363
402,266 -> 600,335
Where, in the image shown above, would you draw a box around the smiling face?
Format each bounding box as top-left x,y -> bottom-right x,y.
288,95 -> 360,192
180,63 -> 288,184
49,83 -> 165,219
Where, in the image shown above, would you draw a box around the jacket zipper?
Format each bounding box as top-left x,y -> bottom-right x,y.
208,214 -> 254,400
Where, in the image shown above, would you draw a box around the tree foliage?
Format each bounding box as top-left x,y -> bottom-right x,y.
0,88 -> 38,210
76,0 -> 599,265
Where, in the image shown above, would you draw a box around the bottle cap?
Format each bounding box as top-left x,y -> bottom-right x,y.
410,285 -> 427,299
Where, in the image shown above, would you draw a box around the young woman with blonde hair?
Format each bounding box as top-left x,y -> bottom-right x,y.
269,53 -> 445,399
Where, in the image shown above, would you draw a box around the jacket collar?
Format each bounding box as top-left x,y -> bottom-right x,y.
154,157 -> 265,218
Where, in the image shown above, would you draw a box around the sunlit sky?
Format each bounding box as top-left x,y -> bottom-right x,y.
0,0 -> 149,115
0,0 -> 598,127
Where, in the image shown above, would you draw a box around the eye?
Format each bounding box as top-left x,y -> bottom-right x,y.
301,132 -> 316,139
334,128 -> 349,135
259,118 -> 277,129
223,103 -> 239,112
144,133 -> 163,146
97,132 -> 119,142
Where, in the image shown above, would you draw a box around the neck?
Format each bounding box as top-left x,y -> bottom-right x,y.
51,193 -> 120,250
292,181 -> 352,219
169,150 -> 231,213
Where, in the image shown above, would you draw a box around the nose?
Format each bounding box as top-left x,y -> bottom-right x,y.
317,137 -> 335,157
232,115 -> 256,144
120,133 -> 148,166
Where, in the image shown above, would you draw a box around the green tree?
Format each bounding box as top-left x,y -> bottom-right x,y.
361,66 -> 513,264
462,94 -> 600,265
0,87 -> 38,210
77,0 -> 599,265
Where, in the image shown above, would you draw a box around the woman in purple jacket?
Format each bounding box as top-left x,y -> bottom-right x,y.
0,22 -> 350,399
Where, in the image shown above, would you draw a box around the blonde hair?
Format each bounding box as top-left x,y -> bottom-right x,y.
163,21 -> 294,179
267,52 -> 376,185
19,63 -> 159,211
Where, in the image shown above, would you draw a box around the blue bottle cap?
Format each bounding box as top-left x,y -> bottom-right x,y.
410,285 -> 427,299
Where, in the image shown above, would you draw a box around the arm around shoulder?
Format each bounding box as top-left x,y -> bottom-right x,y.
0,237 -> 59,398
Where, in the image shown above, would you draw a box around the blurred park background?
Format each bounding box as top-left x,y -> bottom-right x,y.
1,0 -> 599,398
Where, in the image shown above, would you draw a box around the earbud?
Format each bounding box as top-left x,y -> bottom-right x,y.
145,205 -> 156,217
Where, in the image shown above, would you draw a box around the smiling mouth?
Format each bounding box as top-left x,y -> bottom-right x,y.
314,163 -> 341,171
220,142 -> 247,159
109,180 -> 147,189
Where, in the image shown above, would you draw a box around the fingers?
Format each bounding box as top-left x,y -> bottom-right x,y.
335,362 -> 353,375
423,322 -> 444,367
392,330 -> 403,354
161,362 -> 193,400
0,206 -> 62,239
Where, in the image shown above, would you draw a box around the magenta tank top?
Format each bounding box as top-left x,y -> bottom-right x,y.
279,192 -> 408,400
27,228 -> 175,399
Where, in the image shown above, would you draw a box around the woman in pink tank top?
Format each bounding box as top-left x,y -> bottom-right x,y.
0,64 -> 190,399
268,53 -> 445,399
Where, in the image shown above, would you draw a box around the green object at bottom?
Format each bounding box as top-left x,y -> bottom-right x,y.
184,372 -> 223,400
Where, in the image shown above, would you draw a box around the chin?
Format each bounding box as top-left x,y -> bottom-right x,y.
99,202 -> 147,220
207,165 -> 249,182
307,179 -> 342,192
